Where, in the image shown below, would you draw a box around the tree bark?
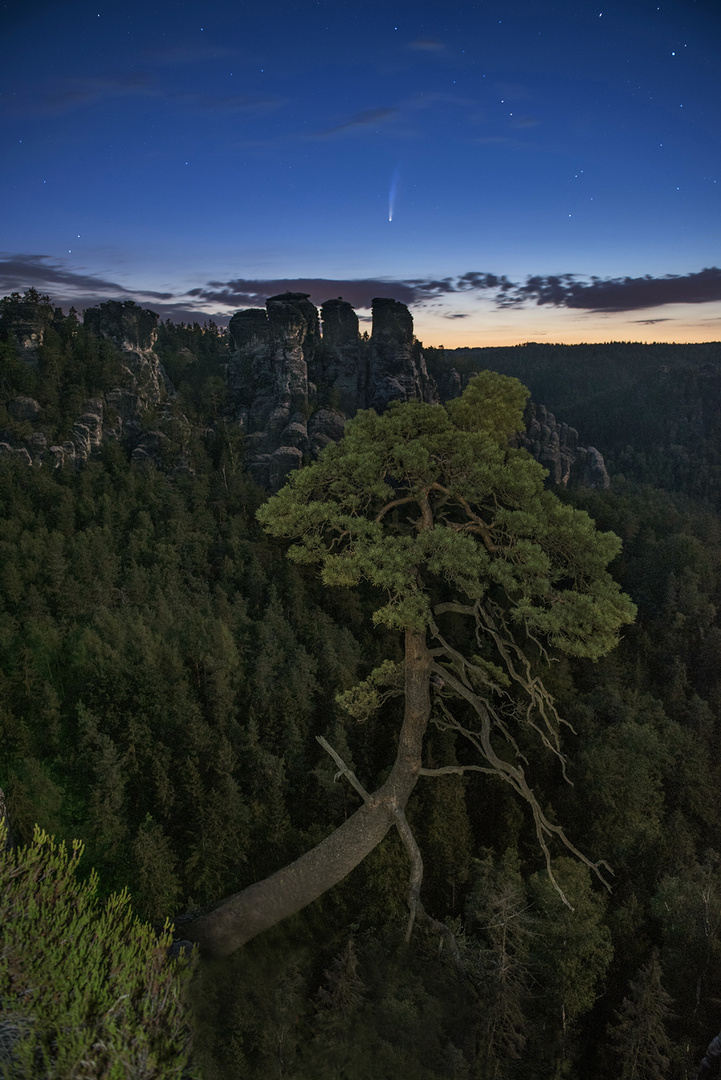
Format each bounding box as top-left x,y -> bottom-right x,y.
181,628 -> 432,959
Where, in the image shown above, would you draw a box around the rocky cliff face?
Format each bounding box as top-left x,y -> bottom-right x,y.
1,297 -> 57,366
228,292 -> 438,488
0,291 -> 609,491
521,401 -> 610,489
0,300 -> 189,472
433,366 -> 609,490
83,300 -> 174,413
227,293 -> 607,490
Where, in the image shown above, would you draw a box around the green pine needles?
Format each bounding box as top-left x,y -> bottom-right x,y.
0,822 -> 196,1080
257,370 -> 636,654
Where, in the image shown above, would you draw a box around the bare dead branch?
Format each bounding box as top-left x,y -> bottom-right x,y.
416,909 -> 467,980
316,736 -> 372,804
431,604 -> 572,780
431,689 -> 612,904
391,804 -> 466,977
420,764 -> 497,778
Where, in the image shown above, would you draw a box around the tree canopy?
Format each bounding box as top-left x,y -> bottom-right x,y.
257,370 -> 634,654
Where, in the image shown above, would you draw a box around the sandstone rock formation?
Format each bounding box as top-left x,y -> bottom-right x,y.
0,290 -> 609,491
80,302 -> 192,470
521,402 -> 610,489
1,296 -> 56,365
228,292 -> 438,488
226,291 -> 608,491
433,369 -> 609,490
0,299 -> 188,471
83,300 -> 174,412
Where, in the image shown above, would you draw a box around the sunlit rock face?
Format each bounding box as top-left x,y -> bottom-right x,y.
228,292 -> 439,489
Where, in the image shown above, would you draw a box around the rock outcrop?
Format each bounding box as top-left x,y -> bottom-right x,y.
521,402 -> 610,489
1,297 -> 56,366
83,300 -> 173,412
227,291 -> 607,491
80,302 -> 191,470
0,299 -> 190,472
228,292 -> 438,488
368,298 -> 437,412
0,290 -> 610,491
433,369 -> 609,490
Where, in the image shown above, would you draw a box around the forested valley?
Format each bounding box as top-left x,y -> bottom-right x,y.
3,292 -> 721,1079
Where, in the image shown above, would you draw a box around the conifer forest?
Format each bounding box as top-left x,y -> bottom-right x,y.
3,290 -> 721,1079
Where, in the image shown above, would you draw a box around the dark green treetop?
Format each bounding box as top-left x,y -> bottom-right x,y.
257,370 -> 635,655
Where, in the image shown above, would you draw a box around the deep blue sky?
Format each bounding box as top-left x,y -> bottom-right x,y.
2,0 -> 720,345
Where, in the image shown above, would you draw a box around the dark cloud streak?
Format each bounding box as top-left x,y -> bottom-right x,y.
0,255 -> 171,299
3,257 -> 721,324
507,268 -> 721,312
188,277 -> 419,309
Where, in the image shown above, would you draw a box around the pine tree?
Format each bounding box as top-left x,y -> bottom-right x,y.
182,372 -> 636,957
607,951 -> 674,1080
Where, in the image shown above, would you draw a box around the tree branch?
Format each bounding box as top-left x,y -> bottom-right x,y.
316,736 -> 372,803
179,628 -> 433,959
419,764 -> 497,778
431,603 -> 572,778
429,483 -> 498,551
374,496 -> 417,523
392,805 -> 424,943
431,691 -> 612,904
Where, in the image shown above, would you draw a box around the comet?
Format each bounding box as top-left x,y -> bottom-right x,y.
388,163 -> 399,220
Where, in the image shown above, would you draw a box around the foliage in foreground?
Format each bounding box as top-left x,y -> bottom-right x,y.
0,822 -> 196,1079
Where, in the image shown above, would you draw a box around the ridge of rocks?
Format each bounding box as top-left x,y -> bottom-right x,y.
228,293 -> 440,488
0,292 -> 609,490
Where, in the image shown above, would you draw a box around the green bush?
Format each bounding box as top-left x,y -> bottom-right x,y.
0,823 -> 197,1079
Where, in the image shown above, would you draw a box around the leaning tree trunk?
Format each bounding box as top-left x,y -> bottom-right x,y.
181,628 -> 432,959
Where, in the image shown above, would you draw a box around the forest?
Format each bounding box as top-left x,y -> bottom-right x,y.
2,292 -> 721,1079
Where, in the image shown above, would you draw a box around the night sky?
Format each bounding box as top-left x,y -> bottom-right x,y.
2,0 -> 720,346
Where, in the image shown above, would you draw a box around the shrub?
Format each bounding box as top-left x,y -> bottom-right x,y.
0,822 -> 197,1079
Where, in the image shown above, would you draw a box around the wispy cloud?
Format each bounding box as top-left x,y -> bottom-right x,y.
2,70 -> 280,119
0,254 -> 172,300
187,277 -> 419,309
408,38 -> 446,53
312,107 -> 397,138
2,72 -> 155,117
